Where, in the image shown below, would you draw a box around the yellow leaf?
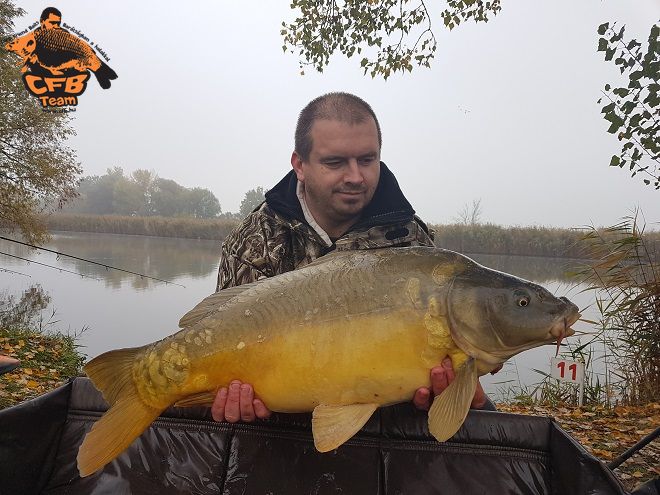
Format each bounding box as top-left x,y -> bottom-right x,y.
632,471 -> 643,478
591,448 -> 615,459
26,380 -> 38,389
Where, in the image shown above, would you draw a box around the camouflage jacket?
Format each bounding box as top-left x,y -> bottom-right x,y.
217,163 -> 434,291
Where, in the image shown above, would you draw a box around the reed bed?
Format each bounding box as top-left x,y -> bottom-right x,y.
41,214 -> 660,260
433,223 -> 660,260
44,214 -> 237,241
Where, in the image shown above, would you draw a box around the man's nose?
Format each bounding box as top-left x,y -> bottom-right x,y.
344,160 -> 364,184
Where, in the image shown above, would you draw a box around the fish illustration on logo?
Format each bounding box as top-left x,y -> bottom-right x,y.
4,7 -> 117,109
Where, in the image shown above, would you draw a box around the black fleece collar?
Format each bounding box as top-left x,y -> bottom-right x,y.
264,162 -> 416,232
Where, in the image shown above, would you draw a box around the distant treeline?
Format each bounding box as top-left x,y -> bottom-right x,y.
44,214 -> 660,259
65,168 -> 227,219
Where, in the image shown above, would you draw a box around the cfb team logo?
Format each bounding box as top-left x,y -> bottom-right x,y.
4,7 -> 117,111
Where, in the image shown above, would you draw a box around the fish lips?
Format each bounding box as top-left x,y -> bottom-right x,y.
548,311 -> 580,340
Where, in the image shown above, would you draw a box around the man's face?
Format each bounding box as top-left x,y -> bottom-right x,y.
41,13 -> 61,30
291,118 -> 381,233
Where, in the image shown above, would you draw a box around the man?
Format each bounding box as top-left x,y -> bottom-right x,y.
40,7 -> 63,30
213,92 -> 495,424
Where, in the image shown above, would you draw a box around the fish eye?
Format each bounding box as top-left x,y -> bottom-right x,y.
517,296 -> 530,307
513,290 -> 531,307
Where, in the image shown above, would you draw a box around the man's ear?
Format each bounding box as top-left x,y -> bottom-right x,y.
290,152 -> 305,182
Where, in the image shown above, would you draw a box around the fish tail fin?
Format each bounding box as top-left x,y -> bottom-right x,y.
77,348 -> 161,477
94,61 -> 117,89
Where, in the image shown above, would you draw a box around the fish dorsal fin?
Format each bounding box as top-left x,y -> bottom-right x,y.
299,249 -> 348,269
178,282 -> 259,328
173,391 -> 217,408
427,357 -> 477,442
312,403 -> 378,452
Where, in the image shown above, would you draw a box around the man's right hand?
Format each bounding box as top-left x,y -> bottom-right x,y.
211,380 -> 272,423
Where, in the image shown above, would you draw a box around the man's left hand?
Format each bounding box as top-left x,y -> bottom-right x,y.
413,356 -> 490,410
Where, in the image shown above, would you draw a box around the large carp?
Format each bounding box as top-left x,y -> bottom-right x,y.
78,247 -> 580,477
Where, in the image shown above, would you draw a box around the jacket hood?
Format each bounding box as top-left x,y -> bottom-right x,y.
264,162 -> 417,232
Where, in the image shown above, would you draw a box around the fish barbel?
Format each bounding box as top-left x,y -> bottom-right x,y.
77,247 -> 580,477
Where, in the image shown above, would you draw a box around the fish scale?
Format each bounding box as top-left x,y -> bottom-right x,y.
35,29 -> 93,58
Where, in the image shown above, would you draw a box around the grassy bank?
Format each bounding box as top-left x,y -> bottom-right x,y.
0,326 -> 84,409
45,214 -> 660,259
433,223 -> 587,258
44,213 -> 237,241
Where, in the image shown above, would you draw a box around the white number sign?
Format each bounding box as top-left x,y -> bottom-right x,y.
550,357 -> 585,383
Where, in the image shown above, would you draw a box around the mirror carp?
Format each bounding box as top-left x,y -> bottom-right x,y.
78,247 -> 580,477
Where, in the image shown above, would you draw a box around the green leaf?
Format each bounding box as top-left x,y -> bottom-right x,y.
630,70 -> 644,81
597,22 -> 609,35
609,155 -> 620,167
598,38 -> 608,52
601,102 -> 615,113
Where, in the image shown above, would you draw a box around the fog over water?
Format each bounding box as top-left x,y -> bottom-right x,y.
9,0 -> 660,227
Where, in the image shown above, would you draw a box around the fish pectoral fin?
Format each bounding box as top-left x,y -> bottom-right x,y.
428,357 -> 478,442
312,403 -> 378,452
173,391 -> 217,408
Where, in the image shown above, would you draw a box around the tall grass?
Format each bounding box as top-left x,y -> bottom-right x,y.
499,214 -> 659,407
38,214 -> 660,260
433,223 -> 660,260
575,214 -> 659,405
44,213 -> 237,241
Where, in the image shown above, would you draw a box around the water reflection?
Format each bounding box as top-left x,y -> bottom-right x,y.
1,233 -> 221,290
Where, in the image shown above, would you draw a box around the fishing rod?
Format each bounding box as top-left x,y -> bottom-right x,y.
607,426 -> 660,470
0,267 -> 30,277
0,236 -> 186,288
0,251 -> 102,281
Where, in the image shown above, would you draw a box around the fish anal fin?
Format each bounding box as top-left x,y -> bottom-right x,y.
428,357 -> 477,442
312,403 -> 378,452
174,391 -> 216,408
77,396 -> 161,477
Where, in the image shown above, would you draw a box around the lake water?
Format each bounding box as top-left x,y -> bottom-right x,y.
0,232 -> 602,401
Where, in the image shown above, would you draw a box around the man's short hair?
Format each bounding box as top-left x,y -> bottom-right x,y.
295,92 -> 382,162
40,7 -> 62,22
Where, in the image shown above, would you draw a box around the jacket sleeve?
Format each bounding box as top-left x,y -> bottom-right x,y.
216,211 -> 272,291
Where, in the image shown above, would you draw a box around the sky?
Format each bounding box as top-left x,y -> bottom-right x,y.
9,0 -> 659,228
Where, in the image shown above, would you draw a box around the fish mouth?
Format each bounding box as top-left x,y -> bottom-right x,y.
549,311 -> 581,356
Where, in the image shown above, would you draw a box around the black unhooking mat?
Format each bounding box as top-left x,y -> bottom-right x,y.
0,377 -> 643,495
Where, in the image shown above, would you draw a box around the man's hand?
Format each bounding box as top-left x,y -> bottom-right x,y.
413,356 -> 490,410
211,380 -> 272,423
